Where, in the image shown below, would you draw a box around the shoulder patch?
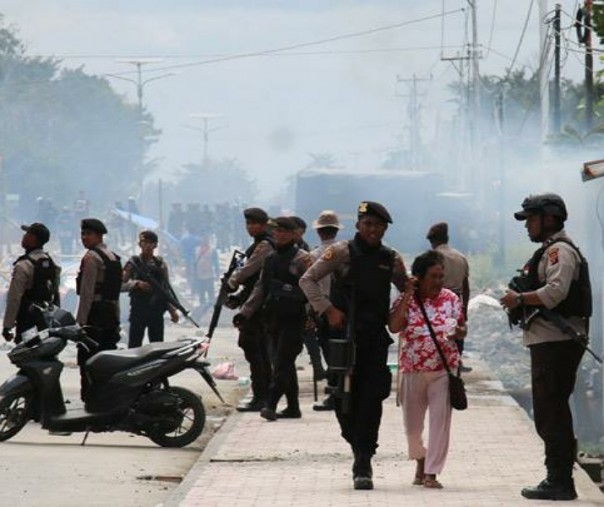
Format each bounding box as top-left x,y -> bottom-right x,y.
548,247 -> 559,266
322,247 -> 335,261
303,254 -> 313,269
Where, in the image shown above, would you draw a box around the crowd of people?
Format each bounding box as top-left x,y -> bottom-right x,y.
0,192 -> 590,501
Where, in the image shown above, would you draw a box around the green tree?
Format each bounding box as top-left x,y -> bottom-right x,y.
170,157 -> 257,205
0,15 -> 158,215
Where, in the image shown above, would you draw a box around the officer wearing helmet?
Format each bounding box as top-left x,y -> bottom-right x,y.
500,193 -> 591,501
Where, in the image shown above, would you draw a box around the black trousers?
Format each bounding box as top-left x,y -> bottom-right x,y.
238,312 -> 271,401
128,307 -> 165,348
334,341 -> 391,456
267,316 -> 304,410
78,302 -> 120,400
530,339 -> 584,480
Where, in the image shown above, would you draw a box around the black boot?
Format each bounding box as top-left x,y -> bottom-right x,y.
236,395 -> 265,412
276,406 -> 302,419
313,394 -> 335,411
352,452 -> 373,490
521,478 -> 577,501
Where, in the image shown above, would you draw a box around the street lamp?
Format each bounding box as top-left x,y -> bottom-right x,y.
106,59 -> 175,208
186,113 -> 228,166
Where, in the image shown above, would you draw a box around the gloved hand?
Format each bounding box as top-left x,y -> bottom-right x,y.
232,313 -> 247,328
225,294 -> 242,310
2,327 -> 14,342
222,277 -> 238,294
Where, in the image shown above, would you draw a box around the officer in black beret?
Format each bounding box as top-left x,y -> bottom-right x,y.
290,216 -> 310,252
243,207 -> 269,224
234,216 -> 312,420
2,223 -> 60,343
75,218 -> 122,400
225,207 -> 274,412
300,201 -> 407,490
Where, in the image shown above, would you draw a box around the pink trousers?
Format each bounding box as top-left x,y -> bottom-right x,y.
400,370 -> 452,475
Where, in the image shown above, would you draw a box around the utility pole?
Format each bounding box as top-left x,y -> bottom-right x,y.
553,3 -> 562,134
108,59 -> 174,209
539,0 -> 551,143
396,74 -> 430,170
187,113 -> 227,167
441,0 -> 481,192
585,0 -> 595,130
468,0 -> 481,134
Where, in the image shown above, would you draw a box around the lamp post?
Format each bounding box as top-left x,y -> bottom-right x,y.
186,113 -> 227,167
106,59 -> 175,209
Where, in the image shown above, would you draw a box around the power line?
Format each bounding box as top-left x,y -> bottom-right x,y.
484,0 -> 499,58
107,9 -> 465,77
24,45 -> 466,60
506,0 -> 536,77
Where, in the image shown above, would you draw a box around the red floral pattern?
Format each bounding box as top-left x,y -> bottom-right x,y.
392,289 -> 464,373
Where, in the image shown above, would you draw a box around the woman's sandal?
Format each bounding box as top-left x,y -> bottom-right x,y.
423,475 -> 443,489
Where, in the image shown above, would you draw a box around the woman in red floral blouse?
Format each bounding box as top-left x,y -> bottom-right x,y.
389,250 -> 466,489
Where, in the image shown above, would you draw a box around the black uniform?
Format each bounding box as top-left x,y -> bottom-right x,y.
76,245 -> 122,399
124,255 -> 171,347
240,242 -> 310,415
301,235 -> 407,451
227,231 -> 274,406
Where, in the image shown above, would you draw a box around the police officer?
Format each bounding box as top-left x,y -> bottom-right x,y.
500,193 -> 589,501
426,222 -> 471,371
2,223 -> 60,343
76,218 -> 122,400
234,217 -> 312,421
300,201 -> 407,490
123,230 -> 179,348
226,207 -> 275,412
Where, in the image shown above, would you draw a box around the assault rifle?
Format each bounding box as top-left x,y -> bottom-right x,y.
129,256 -> 200,328
329,287 -> 356,414
508,277 -> 602,364
206,250 -> 246,340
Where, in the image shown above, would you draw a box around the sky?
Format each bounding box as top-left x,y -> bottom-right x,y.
0,0 -> 592,201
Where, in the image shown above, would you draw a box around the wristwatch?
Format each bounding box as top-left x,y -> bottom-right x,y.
516,293 -> 525,306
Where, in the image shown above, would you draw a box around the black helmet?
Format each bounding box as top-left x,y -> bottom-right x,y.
514,193 -> 568,221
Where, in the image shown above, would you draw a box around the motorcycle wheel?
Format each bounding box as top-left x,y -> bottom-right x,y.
0,392 -> 32,441
148,386 -> 206,448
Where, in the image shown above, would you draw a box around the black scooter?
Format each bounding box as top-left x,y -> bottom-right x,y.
0,305 -> 223,448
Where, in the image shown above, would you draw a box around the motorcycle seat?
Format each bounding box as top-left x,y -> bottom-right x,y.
87,342 -> 189,376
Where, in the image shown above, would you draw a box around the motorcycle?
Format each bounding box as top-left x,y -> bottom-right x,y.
0,305 -> 223,448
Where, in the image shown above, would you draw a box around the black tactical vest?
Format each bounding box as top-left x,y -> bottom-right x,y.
128,255 -> 168,310
15,253 -> 59,331
76,247 -> 122,301
261,243 -> 306,320
526,238 -> 592,319
332,234 -> 395,339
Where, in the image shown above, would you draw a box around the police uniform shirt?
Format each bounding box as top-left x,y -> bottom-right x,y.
435,243 -> 469,295
299,240 -> 407,316
76,243 -> 119,325
227,239 -> 274,290
3,249 -> 54,329
524,230 -> 586,346
310,238 -> 337,297
241,249 -> 312,318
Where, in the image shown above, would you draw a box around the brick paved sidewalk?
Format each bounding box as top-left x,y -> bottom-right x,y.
165,357 -> 604,507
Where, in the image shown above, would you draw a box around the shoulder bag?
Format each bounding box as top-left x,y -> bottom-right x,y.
416,294 -> 468,411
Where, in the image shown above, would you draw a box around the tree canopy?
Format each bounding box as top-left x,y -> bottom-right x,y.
0,16 -> 158,217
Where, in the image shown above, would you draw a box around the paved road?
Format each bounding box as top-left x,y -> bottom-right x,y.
0,323 -> 247,507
